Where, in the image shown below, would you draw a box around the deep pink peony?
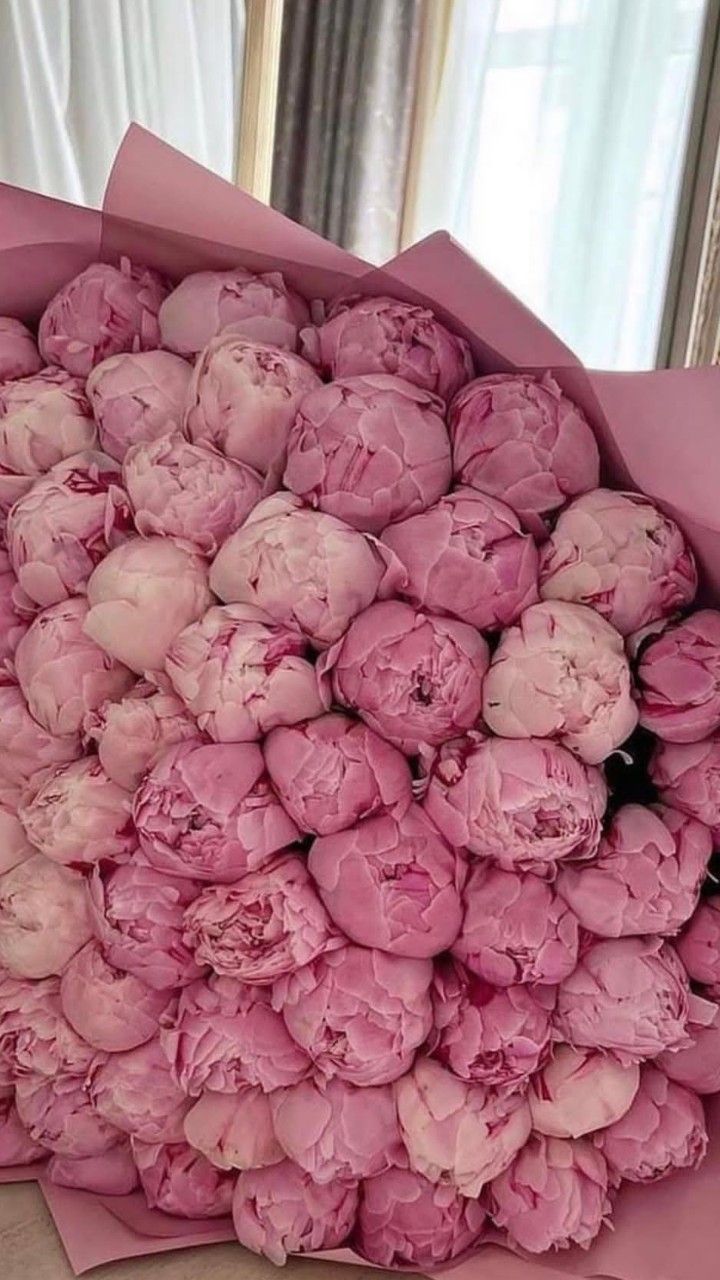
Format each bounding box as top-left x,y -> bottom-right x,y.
0,971 -> 98,1081
133,740 -> 298,882
482,601 -> 637,763
0,803 -> 35,876
123,432 -> 262,555
283,374 -> 452,533
488,1134 -> 610,1253
676,895 -> 720,986
637,610 -> 720,742
19,757 -> 134,867
308,805 -> 464,958
232,1159 -> 358,1264
650,736 -> 720,837
183,853 -> 340,983
16,1071 -> 120,1157
86,350 -> 192,461
355,1166 -> 485,1268
84,535 -> 212,675
270,1075 -> 403,1185
0,1097 -> 47,1165
161,974 -> 310,1095
595,1065 -> 707,1184
47,1144 -> 139,1194
38,259 -> 169,376
528,1045 -> 639,1138
274,945 -> 433,1086
0,367 -> 96,515
382,488 -> 539,631
264,713 -> 412,836
83,678 -> 199,791
0,855 -> 91,978
0,682 -> 80,806
90,1037 -> 190,1143
132,1138 -> 236,1217
60,941 -> 171,1053
322,600 -> 488,755
658,1003 -> 720,1093
0,552 -> 29,662
184,336 -> 320,474
159,267 -> 310,356
184,1088 -> 283,1171
0,317 -> 41,383
89,858 -> 202,991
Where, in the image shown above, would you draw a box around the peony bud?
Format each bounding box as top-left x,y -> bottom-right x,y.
488,1133 -> 610,1252
528,1044 -> 639,1137
132,1138 -> 236,1217
184,1088 -> 283,1171
0,855 -> 91,978
595,1065 -> 707,1184
60,941 -> 171,1053
159,267 -> 310,356
20,757 -> 134,867
0,318 -> 42,383
637,610 -> 720,742
232,1158 -> 358,1264
355,1166 -> 485,1268
90,1038 -> 190,1143
86,349 -> 191,461
270,1075 -> 403,1184
83,678 -> 198,791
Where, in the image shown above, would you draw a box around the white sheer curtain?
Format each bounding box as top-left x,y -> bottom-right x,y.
410,0 -> 707,369
0,0 -> 245,207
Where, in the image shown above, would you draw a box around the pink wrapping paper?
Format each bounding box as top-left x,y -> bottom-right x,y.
2,124 -> 720,1279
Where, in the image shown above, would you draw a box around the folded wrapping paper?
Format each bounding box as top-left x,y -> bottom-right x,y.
3,124 -> 720,1279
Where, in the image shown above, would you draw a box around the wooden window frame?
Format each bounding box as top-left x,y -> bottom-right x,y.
234,0 -> 284,202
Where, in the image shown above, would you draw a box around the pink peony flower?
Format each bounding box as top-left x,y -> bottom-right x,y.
184,336 -> 320,474
488,1134 -> 610,1253
264,713 -> 413,836
90,1037 -> 190,1143
0,682 -> 81,807
0,855 -> 91,978
16,1071 -> 120,1157
184,854 -> 340,983
482,601 -> 638,764
60,941 -> 171,1053
270,1075 -> 404,1185
355,1166 -> 485,1268
0,317 -> 42,383
84,535 -> 212,675
0,1097 -> 47,1165
650,736 -> 720,837
232,1158 -> 358,1264
382,488 -> 539,631
528,1044 -> 639,1138
47,1144 -> 138,1194
165,604 -> 327,742
86,349 -> 192,461
275,945 -> 432,1086
658,1003 -> 720,1093
134,740 -> 298,882
15,597 -> 134,737
0,971 -> 98,1081
184,1087 -> 283,1171
637,610 -> 720,742
89,858 -> 202,991
123,432 -> 262,555
676,895 -> 720,986
448,372 -> 600,533
0,367 -> 97,503
0,552 -> 29,662
159,267 -> 310,356
595,1065 -> 706,1184
83,678 -> 199,791
161,974 -> 310,1095
555,937 -> 692,1062
557,804 -> 710,938
308,805 -> 464,958
209,492 -> 404,649
430,959 -> 554,1090
395,1056 -> 531,1196
38,259 -> 169,377
0,804 -> 35,876
20,757 -> 134,867
425,734 -> 605,877
322,600 -> 488,755
132,1138 -> 236,1217
283,374 -> 452,533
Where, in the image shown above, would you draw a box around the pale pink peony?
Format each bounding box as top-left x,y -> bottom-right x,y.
382,488 -> 539,631
0,855 -> 91,978
86,349 -> 192,461
322,600 -> 488,755
0,367 -> 97,518
658,1003 -> 720,1093
0,803 -> 35,876
184,336 -> 320,474
159,267 -> 310,356
301,294 -> 473,400
209,492 -> 404,648
283,374 -> 452,533
528,1045 -> 639,1138
0,971 -> 98,1082
123,432 -> 262,555
133,740 -> 298,882
16,1071 -> 120,1157
270,1075 -> 403,1184
555,937 -> 692,1062
482,601 -> 638,764
0,681 -> 81,806
183,853 -> 340,983
676,895 -> 720,986
47,1144 -> 138,1194
430,959 -> 554,1091
355,1166 -> 485,1268
557,803 -> 710,938
19,757 -> 134,867
425,734 -> 605,876
60,941 -> 171,1053
90,1037 -> 190,1143
84,535 -> 212,675
448,372 -> 599,532
0,318 -> 42,383
132,1138 -> 236,1217
275,945 -> 432,1086
184,1088 -> 283,1171
595,1065 -> 707,1184
650,736 -> 720,837
38,259 -> 169,377
488,1134 -> 610,1253
83,678 -> 199,791
637,610 -> 720,742
15,597 -> 134,737
0,552 -> 29,662
165,604 -> 326,742
308,805 -> 464,958
0,1097 -> 47,1165
161,974 -> 310,1095
89,858 -> 202,991
264,713 -> 412,836
395,1056 -> 531,1196
232,1158 -> 358,1264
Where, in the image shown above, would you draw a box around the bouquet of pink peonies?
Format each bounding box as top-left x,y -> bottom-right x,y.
2,129 -> 720,1280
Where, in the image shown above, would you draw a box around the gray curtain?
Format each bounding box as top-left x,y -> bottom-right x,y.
271,0 -> 422,264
